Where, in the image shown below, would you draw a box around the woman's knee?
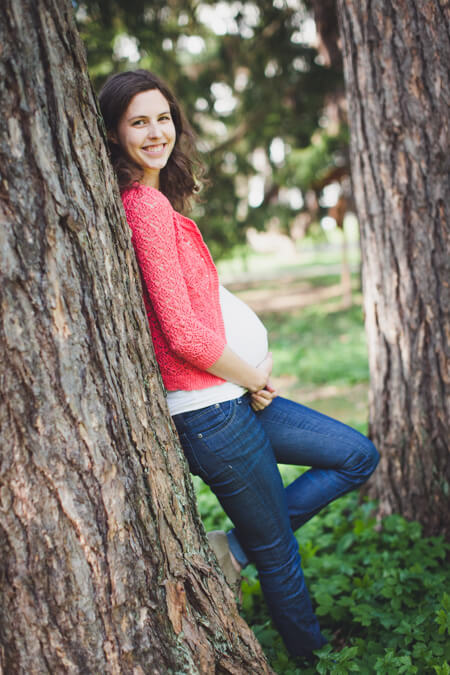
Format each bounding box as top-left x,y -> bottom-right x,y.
367,436 -> 380,469
357,437 -> 380,480
345,435 -> 379,483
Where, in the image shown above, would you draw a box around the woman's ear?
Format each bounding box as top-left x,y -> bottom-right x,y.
108,131 -> 118,144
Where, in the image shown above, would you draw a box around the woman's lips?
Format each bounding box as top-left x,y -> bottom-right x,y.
142,143 -> 166,156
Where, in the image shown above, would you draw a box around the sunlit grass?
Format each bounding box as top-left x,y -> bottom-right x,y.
217,240 -> 361,284
266,300 -> 368,388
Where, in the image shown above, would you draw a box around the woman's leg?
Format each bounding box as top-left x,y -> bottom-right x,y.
173,396 -> 327,658
257,396 -> 380,531
226,395 -> 379,569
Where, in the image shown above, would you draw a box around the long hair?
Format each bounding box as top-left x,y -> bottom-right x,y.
99,70 -> 201,212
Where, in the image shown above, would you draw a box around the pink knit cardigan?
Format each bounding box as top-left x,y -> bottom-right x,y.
122,184 -> 227,391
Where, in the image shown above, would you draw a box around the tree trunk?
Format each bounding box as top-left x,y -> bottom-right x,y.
0,1 -> 273,672
337,0 -> 450,536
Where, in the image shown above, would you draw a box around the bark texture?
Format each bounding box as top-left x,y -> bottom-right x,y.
337,0 -> 450,535
0,1 -> 273,672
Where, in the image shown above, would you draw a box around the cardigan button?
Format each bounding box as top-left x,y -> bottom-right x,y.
197,433 -> 203,439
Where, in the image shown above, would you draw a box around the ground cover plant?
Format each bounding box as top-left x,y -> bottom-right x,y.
195,254 -> 450,673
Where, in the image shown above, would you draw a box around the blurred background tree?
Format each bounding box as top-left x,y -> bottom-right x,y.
76,0 -> 348,259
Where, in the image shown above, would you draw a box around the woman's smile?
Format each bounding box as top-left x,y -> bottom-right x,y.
115,89 -> 176,188
142,143 -> 167,156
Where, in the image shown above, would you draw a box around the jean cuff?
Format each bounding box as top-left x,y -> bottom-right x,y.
227,529 -> 249,569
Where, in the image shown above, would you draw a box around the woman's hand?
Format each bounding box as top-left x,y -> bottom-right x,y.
254,352 -> 273,389
250,379 -> 277,411
251,353 -> 276,410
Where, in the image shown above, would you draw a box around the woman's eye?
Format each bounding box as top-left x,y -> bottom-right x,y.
132,119 -> 145,126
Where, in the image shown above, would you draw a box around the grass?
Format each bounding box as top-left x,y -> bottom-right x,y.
264,290 -> 370,434
267,300 -> 369,386
192,252 -> 450,674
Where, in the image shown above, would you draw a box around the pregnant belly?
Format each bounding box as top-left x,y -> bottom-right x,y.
219,285 -> 269,368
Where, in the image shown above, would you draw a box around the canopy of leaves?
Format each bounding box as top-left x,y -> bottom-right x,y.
77,0 -> 346,257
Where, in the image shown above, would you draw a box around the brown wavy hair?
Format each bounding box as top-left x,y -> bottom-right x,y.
99,70 -> 201,212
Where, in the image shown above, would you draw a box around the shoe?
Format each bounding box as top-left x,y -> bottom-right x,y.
207,530 -> 242,600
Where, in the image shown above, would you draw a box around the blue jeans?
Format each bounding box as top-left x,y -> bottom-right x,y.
173,394 -> 379,658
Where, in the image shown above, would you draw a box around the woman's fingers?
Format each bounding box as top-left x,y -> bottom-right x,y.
250,390 -> 275,410
254,353 -> 276,392
252,387 -> 277,401
265,377 -> 277,395
257,352 -> 273,381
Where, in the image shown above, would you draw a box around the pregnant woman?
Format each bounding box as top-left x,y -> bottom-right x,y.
99,69 -> 379,660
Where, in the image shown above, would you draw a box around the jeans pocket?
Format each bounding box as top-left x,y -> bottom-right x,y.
177,432 -> 208,480
181,399 -> 237,438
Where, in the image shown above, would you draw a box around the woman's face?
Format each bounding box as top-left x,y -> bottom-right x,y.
115,89 -> 176,188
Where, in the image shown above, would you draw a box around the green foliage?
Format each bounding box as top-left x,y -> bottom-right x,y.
436,593 -> 450,636
192,269 -> 449,673
265,296 -> 370,388
195,481 -> 450,674
284,127 -> 350,193
78,0 -> 345,256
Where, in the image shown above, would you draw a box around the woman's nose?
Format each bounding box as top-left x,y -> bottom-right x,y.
147,122 -> 162,138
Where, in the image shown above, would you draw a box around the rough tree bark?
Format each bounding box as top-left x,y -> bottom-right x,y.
337,0 -> 450,536
0,1 -> 273,672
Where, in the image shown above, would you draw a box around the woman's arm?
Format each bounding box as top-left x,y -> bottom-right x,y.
125,187 -> 226,369
208,349 -> 277,410
206,348 -> 273,392
125,186 -> 277,405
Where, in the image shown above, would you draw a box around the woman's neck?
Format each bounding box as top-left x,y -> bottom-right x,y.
140,170 -> 160,190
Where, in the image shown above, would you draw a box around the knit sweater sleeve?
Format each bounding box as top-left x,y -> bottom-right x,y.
124,186 -> 226,370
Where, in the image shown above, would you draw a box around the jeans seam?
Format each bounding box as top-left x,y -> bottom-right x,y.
264,418 -> 373,458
